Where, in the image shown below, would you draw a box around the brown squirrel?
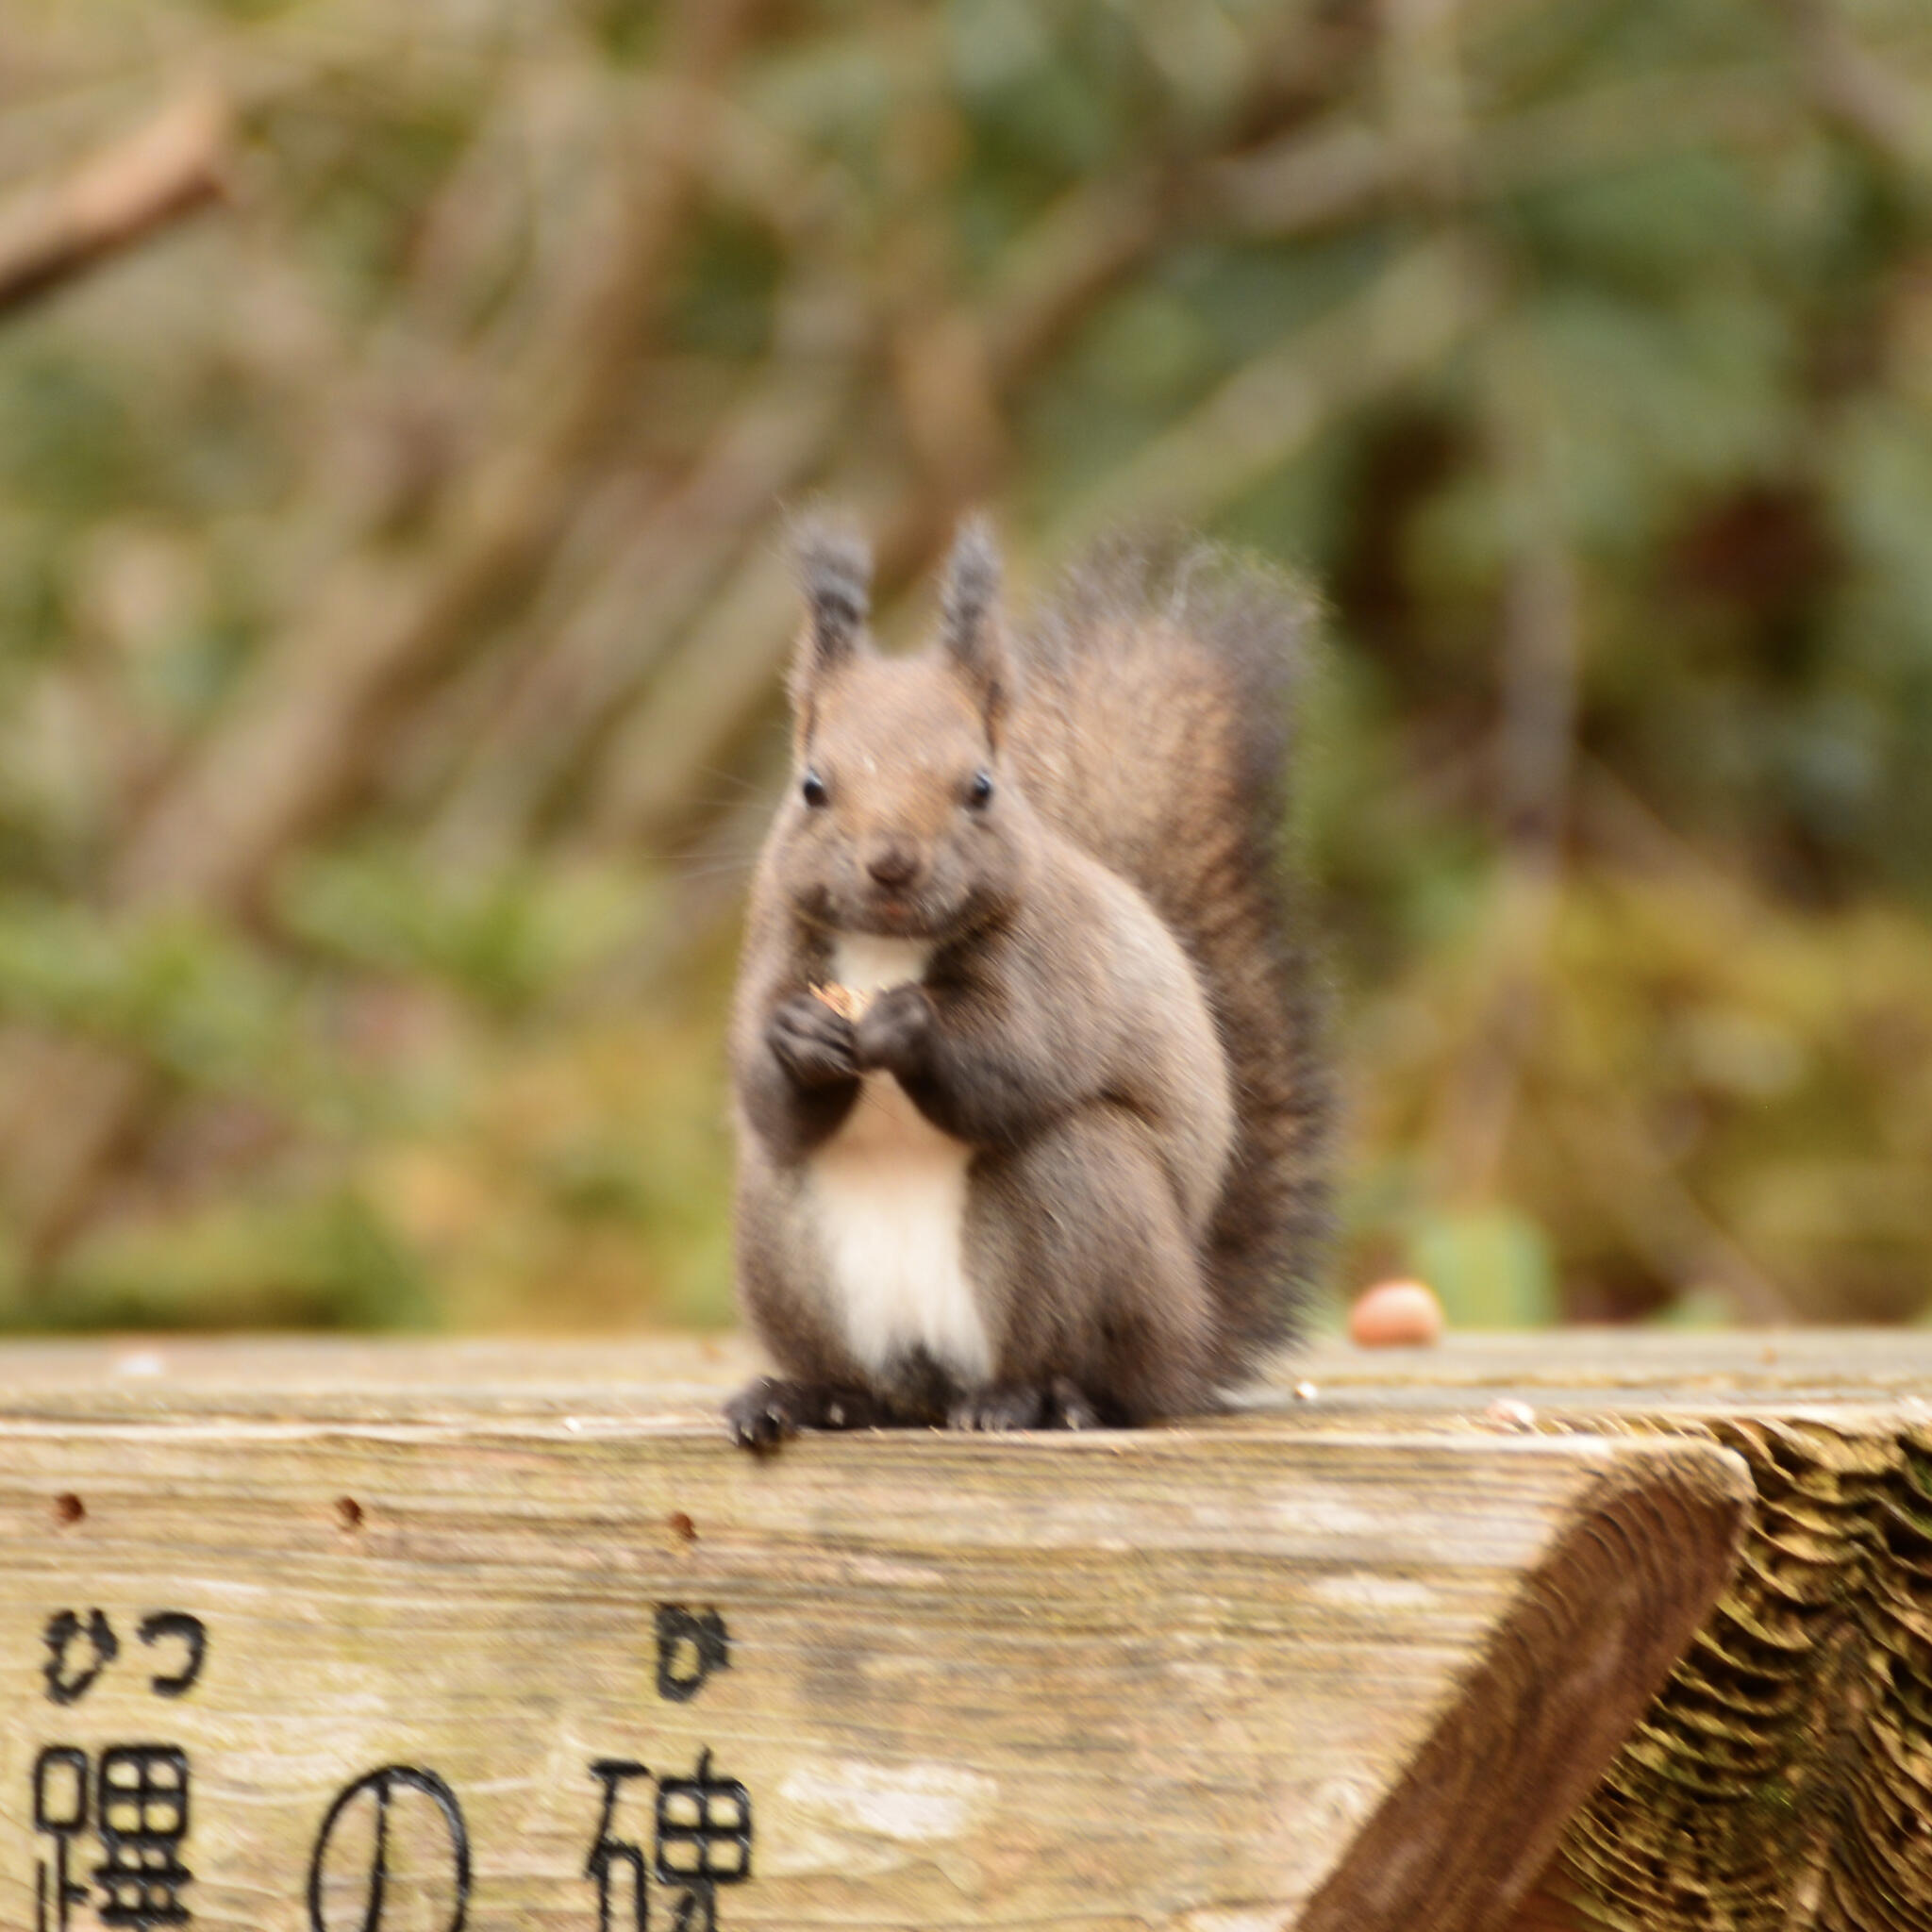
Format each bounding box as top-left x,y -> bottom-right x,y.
724,518 -> 1329,1447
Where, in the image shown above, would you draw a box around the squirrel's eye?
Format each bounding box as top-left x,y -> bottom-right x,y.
967,769 -> 994,808
802,770 -> 829,808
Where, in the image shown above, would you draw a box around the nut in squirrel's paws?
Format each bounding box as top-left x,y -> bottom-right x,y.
810,982 -> 874,1023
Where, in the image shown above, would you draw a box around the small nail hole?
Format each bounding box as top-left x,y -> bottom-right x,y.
53,1492 -> 84,1528
668,1510 -> 697,1544
335,1496 -> 364,1533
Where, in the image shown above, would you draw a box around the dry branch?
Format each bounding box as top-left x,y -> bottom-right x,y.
429,296 -> 868,859
0,92 -> 230,318
1779,0 -> 1932,179
1210,70 -> 1791,239
1429,329 -> 1580,1206
0,1 -> 765,1258
1043,234 -> 1497,554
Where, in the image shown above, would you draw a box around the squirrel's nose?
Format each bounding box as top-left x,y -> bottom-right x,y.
865,838 -> 923,891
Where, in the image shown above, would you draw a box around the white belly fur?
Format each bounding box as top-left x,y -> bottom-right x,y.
807,936 -> 991,1385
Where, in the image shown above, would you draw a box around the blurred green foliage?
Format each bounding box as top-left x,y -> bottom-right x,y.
1,0 -> 1930,1334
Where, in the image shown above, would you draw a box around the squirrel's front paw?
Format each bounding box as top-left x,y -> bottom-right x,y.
768,994 -> 858,1089
725,1376 -> 810,1452
724,1376 -> 881,1451
854,982 -> 933,1075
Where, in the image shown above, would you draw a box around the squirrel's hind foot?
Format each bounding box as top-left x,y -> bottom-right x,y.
947,1376 -> 1103,1433
724,1376 -> 883,1453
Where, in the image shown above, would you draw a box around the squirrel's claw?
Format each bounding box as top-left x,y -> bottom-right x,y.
948,1384 -> 1049,1432
1048,1375 -> 1103,1430
947,1377 -> 1105,1433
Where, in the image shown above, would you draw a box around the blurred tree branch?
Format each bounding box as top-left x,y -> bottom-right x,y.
1211,68 -> 1790,239
0,90 -> 230,317
1046,234 -> 1497,551
1432,324 -> 1582,1211
430,290 -> 869,861
0,0 -> 766,1260
1778,0 -> 1932,178
109,12 -> 758,916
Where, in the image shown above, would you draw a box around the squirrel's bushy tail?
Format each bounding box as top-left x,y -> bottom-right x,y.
1008,537 -> 1331,1359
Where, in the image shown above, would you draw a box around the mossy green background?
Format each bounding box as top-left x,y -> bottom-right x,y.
3,0 -> 1929,1335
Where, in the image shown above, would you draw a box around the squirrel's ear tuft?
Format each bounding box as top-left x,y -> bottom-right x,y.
942,516 -> 1000,648
790,517 -> 873,704
940,515 -> 1014,736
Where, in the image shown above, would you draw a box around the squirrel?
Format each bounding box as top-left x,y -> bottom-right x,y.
724,517 -> 1330,1448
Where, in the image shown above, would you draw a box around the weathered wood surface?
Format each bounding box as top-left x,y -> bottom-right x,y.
1245,1332 -> 1932,1932
0,1334 -> 1750,1932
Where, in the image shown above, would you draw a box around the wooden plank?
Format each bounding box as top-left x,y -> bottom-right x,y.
0,1337 -> 1747,1932
1244,1326 -> 1932,1418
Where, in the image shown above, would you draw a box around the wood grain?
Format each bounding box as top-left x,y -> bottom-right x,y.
0,1336 -> 1749,1932
1248,1330 -> 1932,1932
